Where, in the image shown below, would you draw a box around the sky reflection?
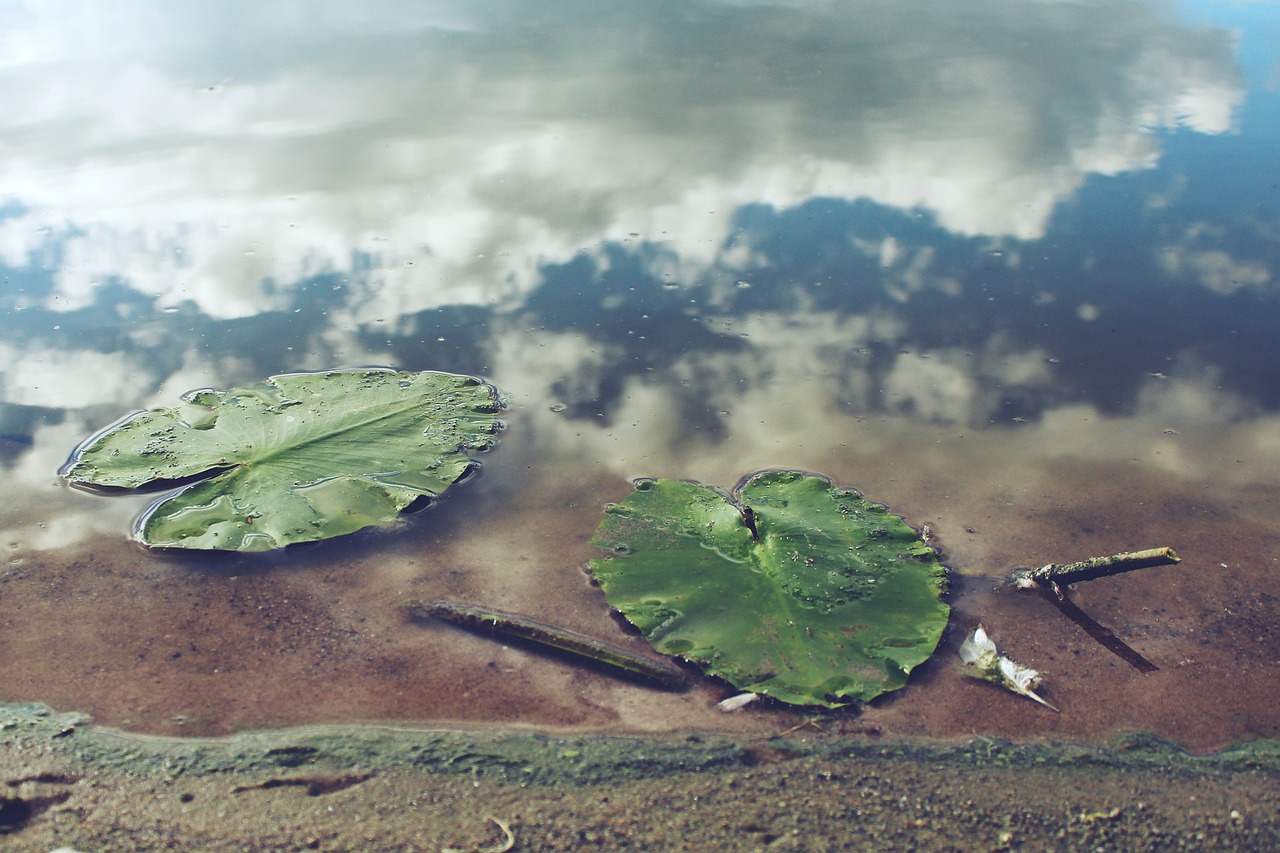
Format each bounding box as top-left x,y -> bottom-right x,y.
0,0 -> 1273,555
0,0 -> 1242,314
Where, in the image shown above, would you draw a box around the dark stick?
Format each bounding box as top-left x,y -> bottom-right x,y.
402,599 -> 688,690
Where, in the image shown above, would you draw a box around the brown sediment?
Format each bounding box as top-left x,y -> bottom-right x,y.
3,761 -> 1277,852
0,455 -> 1278,752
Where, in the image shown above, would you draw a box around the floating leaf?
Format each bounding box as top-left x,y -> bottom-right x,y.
60,369 -> 501,551
589,470 -> 949,707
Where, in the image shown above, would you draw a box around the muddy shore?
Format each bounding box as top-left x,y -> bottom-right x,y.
3,704 -> 1278,852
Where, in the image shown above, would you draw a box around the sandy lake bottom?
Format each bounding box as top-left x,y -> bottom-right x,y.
3,445 -> 1279,850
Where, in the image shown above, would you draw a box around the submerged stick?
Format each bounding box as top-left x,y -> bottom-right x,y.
403,599 -> 688,690
1011,547 -> 1179,589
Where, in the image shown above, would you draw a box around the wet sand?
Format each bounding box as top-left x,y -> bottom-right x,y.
1,705 -> 1278,852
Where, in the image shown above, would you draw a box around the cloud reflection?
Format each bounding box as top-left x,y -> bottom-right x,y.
0,0 -> 1241,321
0,0 -> 1268,553
1156,243 -> 1273,296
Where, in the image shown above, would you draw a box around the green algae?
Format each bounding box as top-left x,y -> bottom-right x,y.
4,704 -> 1278,787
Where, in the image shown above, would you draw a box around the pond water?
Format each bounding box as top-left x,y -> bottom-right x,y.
1,0 -> 1278,754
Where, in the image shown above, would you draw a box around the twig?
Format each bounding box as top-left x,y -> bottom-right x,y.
443,816 -> 515,853
775,718 -> 826,737
1010,547 -> 1177,673
403,599 -> 688,689
1011,547 -> 1179,589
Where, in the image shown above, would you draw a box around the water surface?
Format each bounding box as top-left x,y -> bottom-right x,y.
1,0 -> 1277,752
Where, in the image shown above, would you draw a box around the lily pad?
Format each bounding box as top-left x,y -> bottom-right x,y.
60,369 -> 502,551
589,470 -> 949,707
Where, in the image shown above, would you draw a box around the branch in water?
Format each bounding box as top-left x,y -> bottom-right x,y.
1009,547 -> 1179,673
402,599 -> 688,690
1011,547 -> 1179,589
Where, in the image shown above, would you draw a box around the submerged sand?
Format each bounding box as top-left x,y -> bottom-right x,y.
3,409 -> 1280,849
2,445 -> 1277,751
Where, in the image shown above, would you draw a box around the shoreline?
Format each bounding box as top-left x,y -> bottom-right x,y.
3,704 -> 1278,851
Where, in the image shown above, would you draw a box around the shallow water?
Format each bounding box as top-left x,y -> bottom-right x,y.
1,0 -> 1278,754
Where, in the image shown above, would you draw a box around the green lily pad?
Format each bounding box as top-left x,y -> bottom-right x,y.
589,470 -> 949,707
60,369 -> 502,551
